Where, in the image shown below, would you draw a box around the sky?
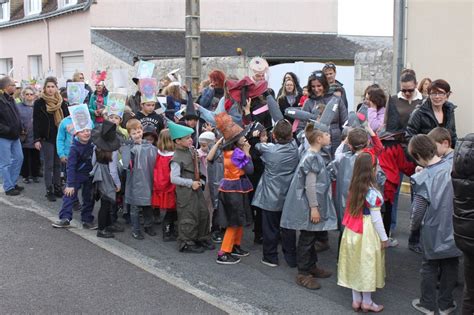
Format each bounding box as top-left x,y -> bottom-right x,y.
338,0 -> 394,36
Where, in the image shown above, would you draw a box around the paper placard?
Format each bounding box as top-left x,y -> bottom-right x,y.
107,92 -> 127,118
67,82 -> 87,105
70,104 -> 93,132
112,69 -> 129,90
136,60 -> 155,79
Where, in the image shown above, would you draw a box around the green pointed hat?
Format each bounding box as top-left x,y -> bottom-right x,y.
168,121 -> 194,140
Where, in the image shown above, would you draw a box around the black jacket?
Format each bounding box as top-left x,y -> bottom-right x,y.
277,94 -> 301,121
406,99 -> 457,147
33,98 -> 69,144
452,133 -> 474,255
0,92 -> 22,140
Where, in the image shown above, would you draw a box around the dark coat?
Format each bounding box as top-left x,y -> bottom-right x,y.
0,92 -> 22,140
277,94 -> 301,121
452,133 -> 474,256
16,103 -> 35,148
33,98 -> 69,144
406,99 -> 457,147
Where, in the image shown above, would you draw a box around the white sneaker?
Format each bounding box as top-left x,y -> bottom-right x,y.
439,301 -> 457,315
387,237 -> 399,247
411,299 -> 434,314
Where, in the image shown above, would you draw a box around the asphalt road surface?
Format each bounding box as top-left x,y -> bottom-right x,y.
0,179 -> 464,314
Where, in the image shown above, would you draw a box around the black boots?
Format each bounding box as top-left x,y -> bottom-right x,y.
46,187 -> 56,202
163,223 -> 177,242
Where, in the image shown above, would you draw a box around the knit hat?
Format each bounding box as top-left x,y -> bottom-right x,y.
168,121 -> 194,140
198,131 -> 216,143
91,120 -> 121,151
215,112 -> 250,147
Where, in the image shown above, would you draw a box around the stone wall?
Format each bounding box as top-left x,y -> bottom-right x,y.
353,47 -> 393,104
91,45 -> 250,94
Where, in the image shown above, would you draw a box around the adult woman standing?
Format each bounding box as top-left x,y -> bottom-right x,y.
406,79 -> 457,147
417,77 -> 432,100
89,81 -> 108,124
300,71 -> 348,156
277,72 -> 303,98
277,79 -> 301,120
17,87 -> 40,183
33,77 -> 69,201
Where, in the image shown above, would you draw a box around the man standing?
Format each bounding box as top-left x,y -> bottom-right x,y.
322,62 -> 348,108
0,76 -> 24,196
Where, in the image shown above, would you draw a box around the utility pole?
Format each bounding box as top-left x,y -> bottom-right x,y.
392,0 -> 405,94
185,0 -> 201,97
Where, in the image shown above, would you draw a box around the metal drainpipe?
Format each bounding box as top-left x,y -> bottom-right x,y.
42,18 -> 51,72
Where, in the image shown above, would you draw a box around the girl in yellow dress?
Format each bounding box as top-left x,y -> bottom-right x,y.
337,152 -> 388,313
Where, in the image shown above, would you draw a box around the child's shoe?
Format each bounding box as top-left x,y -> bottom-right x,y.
162,224 -> 176,242
361,302 -> 384,313
144,226 -> 157,236
180,243 -> 205,253
261,258 -> 278,267
211,230 -> 223,243
231,245 -> 249,257
411,299 -> 434,314
309,265 -> 332,278
387,237 -> 399,247
216,252 -> 240,265
132,231 -> 145,240
295,274 -> 320,290
352,300 -> 362,312
52,218 -> 70,228
97,229 -> 114,238
439,302 -> 457,315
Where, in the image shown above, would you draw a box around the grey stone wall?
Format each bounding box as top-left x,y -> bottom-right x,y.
353,47 -> 393,104
91,45 -> 250,94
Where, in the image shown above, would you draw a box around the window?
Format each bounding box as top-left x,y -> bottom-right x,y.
24,0 -> 41,16
60,0 -> 77,8
60,51 -> 84,80
28,55 -> 43,79
0,1 -> 10,22
0,58 -> 13,77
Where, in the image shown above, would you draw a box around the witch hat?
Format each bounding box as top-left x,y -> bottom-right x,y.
91,120 -> 121,151
168,121 -> 194,140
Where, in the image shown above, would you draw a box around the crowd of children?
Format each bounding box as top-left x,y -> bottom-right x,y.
7,60 -> 465,314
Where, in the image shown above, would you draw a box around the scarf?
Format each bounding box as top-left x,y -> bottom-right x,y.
41,91 -> 64,127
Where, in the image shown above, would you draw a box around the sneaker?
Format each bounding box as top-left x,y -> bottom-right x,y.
14,184 -> 25,191
32,177 -> 40,183
97,229 -> 114,238
82,222 -> 98,230
314,240 -> 330,252
387,237 -> 399,247
52,219 -> 70,228
23,178 -> 31,184
144,226 -> 157,236
216,252 -> 241,265
231,245 -> 250,257
409,243 -> 423,254
411,299 -> 435,314
211,231 -> 223,243
5,188 -> 20,196
162,225 -> 176,242
261,258 -> 279,267
180,243 -> 205,253
197,240 -> 216,250
439,302 -> 457,315
132,231 -> 145,240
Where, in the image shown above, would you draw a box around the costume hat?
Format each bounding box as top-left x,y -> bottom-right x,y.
70,104 -> 93,133
184,92 -> 199,120
249,57 -> 269,75
91,120 -> 121,151
143,125 -> 159,143
168,121 -> 194,140
215,112 -> 250,147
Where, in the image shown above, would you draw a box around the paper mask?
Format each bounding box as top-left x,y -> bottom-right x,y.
107,93 -> 127,118
136,60 -> 155,79
70,104 -> 93,132
139,78 -> 157,103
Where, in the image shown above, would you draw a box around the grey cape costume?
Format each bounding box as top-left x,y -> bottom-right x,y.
251,140 -> 300,211
121,142 -> 157,206
280,150 -> 337,232
411,158 -> 462,260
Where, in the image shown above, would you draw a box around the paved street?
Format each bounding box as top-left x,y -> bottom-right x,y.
0,179 -> 464,314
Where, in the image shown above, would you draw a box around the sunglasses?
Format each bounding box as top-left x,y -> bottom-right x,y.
401,89 -> 415,93
324,63 -> 336,69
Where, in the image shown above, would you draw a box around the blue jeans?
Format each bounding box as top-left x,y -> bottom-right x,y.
59,177 -> 94,223
390,174 -> 403,231
0,138 -> 24,192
